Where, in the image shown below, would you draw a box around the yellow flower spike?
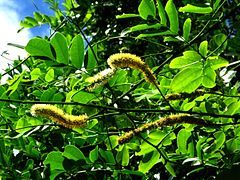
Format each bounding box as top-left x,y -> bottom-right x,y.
85,68 -> 115,91
107,53 -> 156,85
118,114 -> 213,144
30,104 -> 88,129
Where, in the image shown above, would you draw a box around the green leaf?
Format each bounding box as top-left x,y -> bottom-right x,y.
183,18 -> 191,41
169,51 -> 202,69
34,12 -> 43,22
213,131 -> 226,152
43,151 -> 65,171
63,145 -> 86,161
45,68 -> 55,82
70,34 -> 84,68
156,0 -> 167,26
40,88 -> 57,101
7,72 -> 24,95
89,146 -> 99,163
177,129 -> 191,154
179,4 -> 212,14
207,56 -> 229,70
25,17 -> 39,26
126,23 -> 161,33
99,149 -> 116,165
199,41 -> 208,57
116,14 -> 140,19
50,32 -> 69,64
116,145 -> 129,166
72,91 -> 96,104
87,45 -> 98,73
165,162 -> 176,177
202,66 -> 216,88
25,37 -> 54,59
15,118 -> 31,133
165,0 -> 179,34
138,150 -> 160,173
226,138 -> 240,153
171,68 -> 203,93
136,30 -> 175,39
30,68 -> 41,80
138,0 -> 156,20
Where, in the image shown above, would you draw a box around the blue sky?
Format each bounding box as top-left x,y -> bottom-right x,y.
0,0 -> 63,76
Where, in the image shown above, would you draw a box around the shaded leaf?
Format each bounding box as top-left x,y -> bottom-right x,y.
72,91 -> 96,104
63,145 -> 86,161
139,150 -> 160,173
89,146 -> 98,163
43,151 -> 65,171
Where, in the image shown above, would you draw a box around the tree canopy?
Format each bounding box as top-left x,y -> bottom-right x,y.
1,0 -> 240,179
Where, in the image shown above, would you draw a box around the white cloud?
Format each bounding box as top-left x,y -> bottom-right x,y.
0,1 -> 32,74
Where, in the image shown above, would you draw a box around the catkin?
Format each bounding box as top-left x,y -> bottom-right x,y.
118,114 -> 213,144
85,68 -> 115,90
31,104 -> 88,128
107,53 -> 156,85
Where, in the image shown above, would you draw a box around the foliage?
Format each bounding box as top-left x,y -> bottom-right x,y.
1,0 -> 240,179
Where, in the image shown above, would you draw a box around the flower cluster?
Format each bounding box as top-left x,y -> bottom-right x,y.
85,68 -> 115,91
107,53 -> 156,85
86,53 -> 157,90
31,104 -> 88,128
118,114 -> 213,144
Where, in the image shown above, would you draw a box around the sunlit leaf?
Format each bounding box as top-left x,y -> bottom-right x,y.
25,37 -> 54,59
171,68 -> 203,93
51,32 -> 69,64
165,0 -> 179,34
183,18 -> 191,41
179,4 -> 212,14
70,34 -> 84,68
138,0 -> 156,20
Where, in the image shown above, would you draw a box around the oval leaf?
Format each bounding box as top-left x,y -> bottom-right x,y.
171,68 -> 203,93
70,34 -> 84,68
138,0 -> 156,20
51,32 -> 69,64
63,145 -> 86,161
199,41 -> 208,57
25,37 -> 54,59
45,68 -> 55,82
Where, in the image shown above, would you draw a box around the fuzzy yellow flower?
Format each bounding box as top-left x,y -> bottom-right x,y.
118,114 -> 213,144
31,104 -> 88,128
107,53 -> 156,85
85,68 -> 115,90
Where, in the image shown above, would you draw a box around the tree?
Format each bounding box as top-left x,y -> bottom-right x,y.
1,0 -> 240,179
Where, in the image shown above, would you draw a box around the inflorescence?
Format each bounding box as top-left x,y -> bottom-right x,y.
31,104 -> 88,129
118,114 -> 214,144
86,53 -> 157,90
